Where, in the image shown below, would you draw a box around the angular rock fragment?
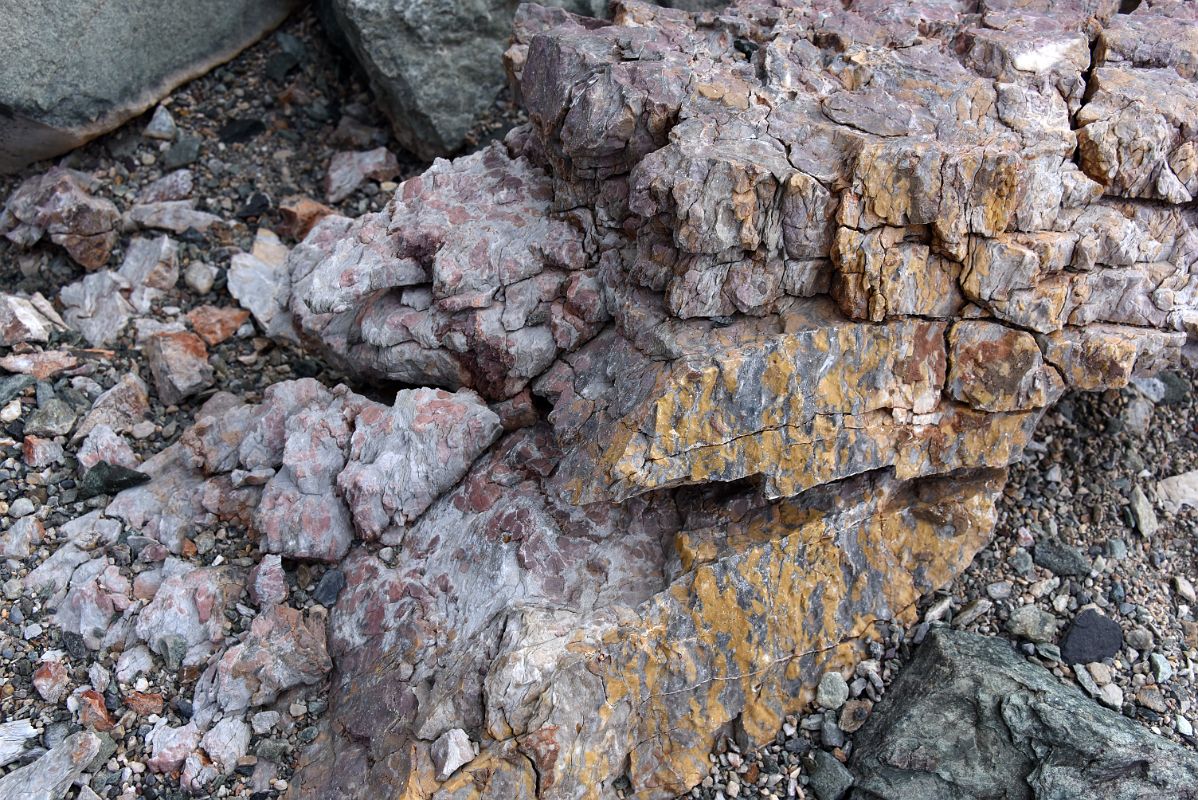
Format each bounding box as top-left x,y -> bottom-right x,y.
118,235 -> 179,312
324,147 -> 399,203
848,629 -> 1198,799
134,561 -> 245,668
129,200 -> 224,235
144,331 -> 215,405
59,271 -> 135,347
0,731 -> 100,800
0,293 -> 61,346
210,604 -> 332,713
290,143 -> 592,398
0,167 -> 119,268
229,229 -> 295,339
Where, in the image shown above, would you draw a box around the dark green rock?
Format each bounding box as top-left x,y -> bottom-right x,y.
79,461 -> 151,500
849,630 -> 1198,800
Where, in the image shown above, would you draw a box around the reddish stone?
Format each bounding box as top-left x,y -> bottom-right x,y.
33,660 -> 68,703
23,434 -> 64,467
78,688 -> 114,731
144,331 -> 214,405
186,305 -> 250,346
0,351 -> 81,380
279,196 -> 335,240
125,690 -> 165,716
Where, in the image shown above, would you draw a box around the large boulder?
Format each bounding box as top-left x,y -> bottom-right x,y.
314,0 -> 727,159
277,1 -> 1198,797
0,0 -> 302,173
849,629 -> 1198,799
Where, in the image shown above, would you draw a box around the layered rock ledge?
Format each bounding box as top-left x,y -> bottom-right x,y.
271,1 -> 1198,797
13,1 -> 1195,798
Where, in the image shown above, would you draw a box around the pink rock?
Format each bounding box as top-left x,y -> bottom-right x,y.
134,562 -> 245,668
144,331 -> 214,405
213,605 -> 331,712
129,200 -> 223,235
185,305 -> 250,346
146,721 -> 202,773
0,293 -> 57,346
0,351 -> 80,380
325,147 -> 400,203
117,235 -> 179,312
248,554 -> 288,606
1,517 -> 43,559
138,170 -> 194,204
59,271 -> 135,347
0,167 -> 120,269
337,388 -> 502,539
77,424 -> 140,474
56,558 -> 132,650
33,659 -> 68,703
74,373 -> 151,441
23,435 -> 64,468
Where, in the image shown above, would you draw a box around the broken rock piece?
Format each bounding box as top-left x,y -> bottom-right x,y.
849,629 -> 1198,799
0,167 -> 119,269
144,331 -> 215,405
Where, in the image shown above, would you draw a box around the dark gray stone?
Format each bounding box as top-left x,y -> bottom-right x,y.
79,462 -> 151,500
0,0 -> 302,173
1033,540 -> 1090,577
805,749 -> 854,800
1060,608 -> 1124,665
312,568 -> 346,607
849,629 -> 1198,800
315,0 -> 726,159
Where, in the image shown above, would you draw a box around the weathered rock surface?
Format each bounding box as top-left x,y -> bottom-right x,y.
0,0 -> 302,173
848,629 -> 1198,799
0,168 -> 120,268
277,2 -> 1198,798
0,731 -> 100,800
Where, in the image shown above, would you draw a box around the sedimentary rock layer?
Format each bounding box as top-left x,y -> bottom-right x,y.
275,1 -> 1198,797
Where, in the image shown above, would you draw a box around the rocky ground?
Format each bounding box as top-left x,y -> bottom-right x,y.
1,4 -> 1196,800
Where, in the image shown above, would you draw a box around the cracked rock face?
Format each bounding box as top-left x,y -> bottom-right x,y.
275,1 -> 1198,797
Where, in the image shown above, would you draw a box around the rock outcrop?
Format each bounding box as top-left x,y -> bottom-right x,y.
848,629 -> 1198,799
273,1 -> 1198,797
0,0 -> 302,173
315,0 -> 728,159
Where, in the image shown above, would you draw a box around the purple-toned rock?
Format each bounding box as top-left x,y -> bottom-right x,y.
134,562 -> 245,668
129,200 -> 224,235
138,169 -> 195,203
118,235 -> 179,312
337,387 -> 502,540
324,147 -> 400,203
144,331 -> 215,405
55,557 -> 132,650
212,604 -> 332,713
248,553 -> 288,607
1,517 -> 43,559
289,143 -> 593,399
74,373 -> 151,441
0,167 -> 119,269
0,293 -> 59,346
146,721 -> 202,774
77,424 -> 140,474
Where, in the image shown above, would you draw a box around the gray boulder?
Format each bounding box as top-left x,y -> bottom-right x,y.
316,0 -> 725,159
849,629 -> 1198,800
0,0 -> 302,173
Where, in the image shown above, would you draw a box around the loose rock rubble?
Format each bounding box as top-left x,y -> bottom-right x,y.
1,2 -> 1196,800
